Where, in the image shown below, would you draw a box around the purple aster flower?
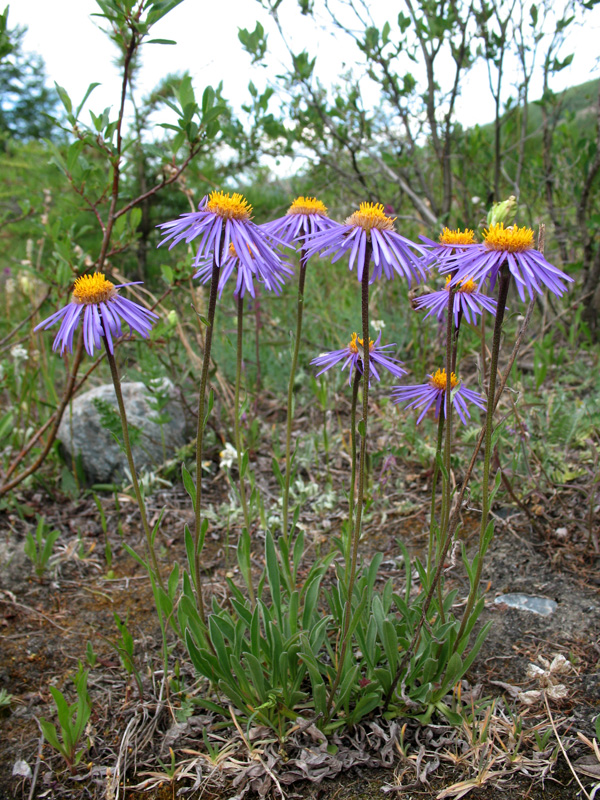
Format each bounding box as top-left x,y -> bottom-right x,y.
157,191 -> 288,298
419,227 -> 479,272
414,275 -> 497,325
34,272 -> 158,356
262,196 -> 338,247
391,368 -> 486,425
302,202 -> 426,283
441,224 -> 573,301
193,241 -> 293,298
311,331 -> 407,386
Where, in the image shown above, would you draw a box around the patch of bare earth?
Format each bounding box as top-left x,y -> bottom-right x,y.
1,435 -> 599,799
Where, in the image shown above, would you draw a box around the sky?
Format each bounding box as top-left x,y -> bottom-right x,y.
9,0 -> 600,141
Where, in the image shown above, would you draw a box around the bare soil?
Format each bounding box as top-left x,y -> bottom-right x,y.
1,423 -> 599,800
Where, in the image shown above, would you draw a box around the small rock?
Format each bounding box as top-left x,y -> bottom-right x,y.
12,760 -> 31,779
494,593 -> 557,616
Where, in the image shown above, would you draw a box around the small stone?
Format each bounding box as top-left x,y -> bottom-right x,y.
494,593 -> 557,616
12,760 -> 32,778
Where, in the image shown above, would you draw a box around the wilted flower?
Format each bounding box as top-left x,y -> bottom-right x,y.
311,331 -> 406,385
34,272 -> 158,356
391,368 -> 486,425
302,202 -> 425,283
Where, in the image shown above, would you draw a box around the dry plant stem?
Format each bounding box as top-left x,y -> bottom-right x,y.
384,292 -> 536,709
283,249 -> 308,543
193,255 -> 221,620
103,338 -> 164,592
234,293 -> 255,606
0,333 -> 84,496
0,289 -> 51,350
543,692 -> 592,800
326,241 -> 372,717
96,31 -> 137,271
456,267 -> 511,644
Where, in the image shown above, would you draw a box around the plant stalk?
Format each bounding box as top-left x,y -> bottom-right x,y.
456,265 -> 511,643
103,338 -> 164,592
326,241 -> 372,717
234,292 -> 255,606
282,248 -> 308,544
193,250 -> 222,621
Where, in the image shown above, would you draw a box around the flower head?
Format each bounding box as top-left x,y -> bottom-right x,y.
263,196 -> 338,247
302,201 -> 425,283
157,191 -> 289,297
414,275 -> 497,325
441,223 -> 573,300
311,331 -> 406,386
419,227 -> 479,272
35,272 -> 158,356
193,240 -> 293,298
391,368 -> 486,425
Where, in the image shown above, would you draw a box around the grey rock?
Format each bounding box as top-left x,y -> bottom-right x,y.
494,593 -> 557,616
57,379 -> 188,484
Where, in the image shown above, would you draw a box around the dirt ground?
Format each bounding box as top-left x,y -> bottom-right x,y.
1,419 -> 599,800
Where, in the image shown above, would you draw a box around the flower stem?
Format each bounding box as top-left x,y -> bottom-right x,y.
234,293 -> 255,607
427,413 -> 445,579
193,252 -> 221,622
348,368 -> 361,552
326,242 -> 372,718
456,266 -> 511,644
437,285 -> 456,624
103,338 -> 164,592
282,249 -> 308,545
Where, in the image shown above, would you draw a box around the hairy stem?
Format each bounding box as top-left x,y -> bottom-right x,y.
103,338 -> 164,591
283,249 -> 308,543
193,252 -> 221,621
234,293 -> 255,606
327,241 -> 372,717
456,266 -> 511,643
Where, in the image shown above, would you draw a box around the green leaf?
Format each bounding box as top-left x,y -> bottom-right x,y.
265,531 -> 282,622
75,83 -> 100,118
181,463 -> 196,511
123,543 -> 148,570
39,719 -> 63,754
146,37 -> 177,44
54,82 -> 72,114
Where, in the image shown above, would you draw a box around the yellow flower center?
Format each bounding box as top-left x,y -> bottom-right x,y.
439,227 -> 476,245
484,222 -> 534,252
345,203 -> 394,236
72,273 -> 116,305
444,275 -> 477,293
348,332 -> 375,354
228,242 -> 254,260
287,196 -> 328,216
206,190 -> 252,220
430,368 -> 458,391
